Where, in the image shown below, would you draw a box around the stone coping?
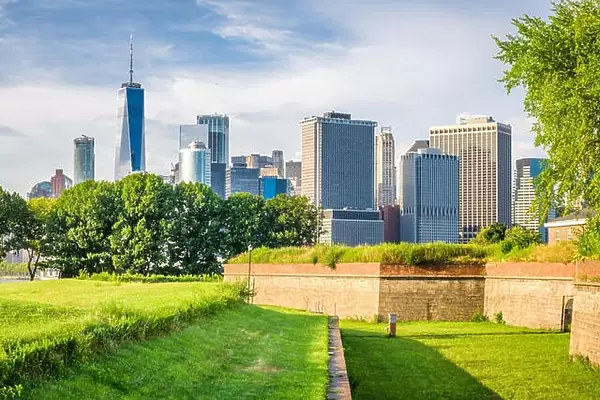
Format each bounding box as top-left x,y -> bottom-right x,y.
327,316 -> 352,400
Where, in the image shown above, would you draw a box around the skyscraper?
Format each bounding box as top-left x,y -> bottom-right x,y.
50,169 -> 73,198
73,135 -> 95,185
301,111 -> 377,209
398,146 -> 459,243
429,115 -> 512,242
226,165 -> 260,197
178,142 -> 212,185
285,160 -> 302,195
114,36 -> 145,181
271,150 -> 284,177
179,124 -> 208,150
513,158 -> 555,242
259,176 -> 289,199
375,126 -> 396,207
196,114 -> 229,165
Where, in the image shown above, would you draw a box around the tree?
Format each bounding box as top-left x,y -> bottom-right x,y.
501,225 -> 541,253
110,174 -> 173,275
263,195 -> 321,247
48,181 -> 120,277
473,223 -> 508,245
167,182 -> 224,275
494,0 -> 600,222
221,193 -> 267,259
0,188 -> 23,258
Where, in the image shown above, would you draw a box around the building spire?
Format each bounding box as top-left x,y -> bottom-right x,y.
129,34 -> 134,85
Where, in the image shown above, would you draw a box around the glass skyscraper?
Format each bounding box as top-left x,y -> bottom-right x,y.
114,38 -> 145,181
196,114 -> 229,165
178,142 -> 211,185
226,165 -> 260,197
73,135 -> 95,185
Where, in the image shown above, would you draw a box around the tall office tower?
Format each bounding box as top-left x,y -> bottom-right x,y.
230,155 -> 246,166
50,169 -> 73,198
375,126 -> 396,207
114,36 -> 146,181
196,114 -> 229,164
429,115 -> 512,242
179,124 -> 208,150
210,163 -> 226,198
285,160 -> 302,195
271,150 -> 284,177
73,135 -> 95,185
301,111 -> 377,209
246,154 -> 273,169
513,158 -> 555,242
398,147 -> 459,243
259,176 -> 289,200
178,142 -> 212,185
226,164 -> 260,197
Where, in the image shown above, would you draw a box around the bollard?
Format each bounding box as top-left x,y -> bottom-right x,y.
388,313 -> 397,337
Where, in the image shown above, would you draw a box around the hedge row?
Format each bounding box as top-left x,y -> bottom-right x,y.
0,283 -> 245,398
76,272 -> 223,284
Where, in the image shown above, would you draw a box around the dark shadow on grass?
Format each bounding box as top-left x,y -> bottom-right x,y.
346,331 -> 564,340
342,329 -> 502,400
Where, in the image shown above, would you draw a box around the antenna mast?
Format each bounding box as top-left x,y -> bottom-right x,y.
129,34 -> 134,85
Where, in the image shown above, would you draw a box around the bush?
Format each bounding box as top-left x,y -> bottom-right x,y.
494,311 -> 506,325
76,272 -> 222,284
471,308 -> 489,323
0,282 -> 245,394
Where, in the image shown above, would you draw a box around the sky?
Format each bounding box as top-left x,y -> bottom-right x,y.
0,0 -> 552,196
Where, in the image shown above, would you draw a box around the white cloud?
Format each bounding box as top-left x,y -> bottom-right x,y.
0,1 -> 550,195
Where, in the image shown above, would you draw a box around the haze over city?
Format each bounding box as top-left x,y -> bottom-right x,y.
0,0 -> 550,195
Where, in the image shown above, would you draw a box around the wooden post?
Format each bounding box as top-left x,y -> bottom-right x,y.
388,313 -> 397,337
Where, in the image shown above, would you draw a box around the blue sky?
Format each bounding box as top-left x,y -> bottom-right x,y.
0,0 -> 551,195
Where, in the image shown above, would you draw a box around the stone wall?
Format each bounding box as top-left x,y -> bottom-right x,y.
224,263 -> 381,319
570,283 -> 600,365
484,263 -> 575,330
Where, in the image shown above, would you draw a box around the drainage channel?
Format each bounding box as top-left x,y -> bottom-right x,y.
327,316 -> 352,400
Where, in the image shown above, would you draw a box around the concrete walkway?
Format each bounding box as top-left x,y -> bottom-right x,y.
327,316 -> 352,399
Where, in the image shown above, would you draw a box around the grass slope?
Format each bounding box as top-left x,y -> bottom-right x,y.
25,306 -> 329,400
341,320 -> 600,400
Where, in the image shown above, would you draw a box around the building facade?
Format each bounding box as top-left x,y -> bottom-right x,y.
259,177 -> 289,200
50,169 -> 73,198
513,158 -> 555,242
285,160 -> 301,192
27,181 -> 51,200
301,111 -> 377,209
178,142 -> 212,185
375,126 -> 396,207
226,165 -> 260,197
73,135 -> 95,185
320,209 -> 384,246
544,210 -> 593,245
114,38 -> 145,181
429,115 -> 512,242
196,114 -> 229,165
210,163 -> 227,199
179,124 -> 208,150
271,150 -> 285,177
398,147 -> 459,243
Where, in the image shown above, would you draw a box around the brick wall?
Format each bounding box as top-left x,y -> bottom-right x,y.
547,225 -> 584,245
224,263 -> 381,319
484,262 -> 575,329
379,277 -> 485,322
570,283 -> 600,365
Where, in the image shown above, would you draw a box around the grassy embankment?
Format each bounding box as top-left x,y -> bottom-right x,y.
0,280 -> 328,399
228,241 -> 577,266
341,320 -> 600,400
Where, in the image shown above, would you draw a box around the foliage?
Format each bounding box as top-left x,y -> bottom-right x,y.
0,280 -> 245,394
229,243 -> 491,266
494,0 -> 600,229
77,272 -> 222,284
471,308 -> 489,323
220,193 -> 267,259
576,218 -> 600,259
486,241 -> 577,264
24,306 -> 328,400
494,311 -> 506,325
472,223 -> 508,245
500,226 -> 542,254
341,320 -> 600,399
263,195 -> 321,248
0,263 -> 28,276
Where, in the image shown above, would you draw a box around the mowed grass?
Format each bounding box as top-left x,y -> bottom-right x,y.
24,305 -> 329,400
341,320 -> 600,400
0,280 -> 237,343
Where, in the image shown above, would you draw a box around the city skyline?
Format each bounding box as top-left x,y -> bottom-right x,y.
0,0 -> 551,195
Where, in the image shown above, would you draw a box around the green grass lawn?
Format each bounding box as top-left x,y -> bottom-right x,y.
24,305 -> 329,400
0,280 -> 239,343
341,320 -> 600,400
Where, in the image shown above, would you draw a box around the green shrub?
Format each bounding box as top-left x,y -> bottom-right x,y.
494,311 -> 506,325
0,263 -> 28,276
471,308 -> 489,323
76,272 -> 222,284
0,282 -> 245,394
